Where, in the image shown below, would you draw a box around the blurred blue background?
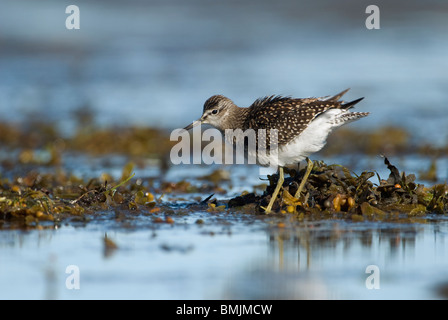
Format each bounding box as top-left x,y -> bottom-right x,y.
0,0 -> 447,144
1,1 -> 448,300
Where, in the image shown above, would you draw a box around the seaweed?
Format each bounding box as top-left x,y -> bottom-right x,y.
0,116 -> 447,228
228,157 -> 448,217
0,164 -> 155,229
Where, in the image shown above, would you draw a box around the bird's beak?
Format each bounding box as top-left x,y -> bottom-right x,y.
183,120 -> 201,131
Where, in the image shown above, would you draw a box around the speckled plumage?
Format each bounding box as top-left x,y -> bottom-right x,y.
185,89 -> 369,166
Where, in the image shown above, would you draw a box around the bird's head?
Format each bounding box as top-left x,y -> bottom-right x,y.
183,95 -> 236,131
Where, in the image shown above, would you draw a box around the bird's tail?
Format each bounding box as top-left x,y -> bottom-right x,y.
333,110 -> 369,125
341,97 -> 364,109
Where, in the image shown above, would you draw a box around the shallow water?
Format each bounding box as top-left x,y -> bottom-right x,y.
1,211 -> 448,299
1,0 -> 448,300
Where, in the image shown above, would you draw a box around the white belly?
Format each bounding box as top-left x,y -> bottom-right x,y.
274,109 -> 349,167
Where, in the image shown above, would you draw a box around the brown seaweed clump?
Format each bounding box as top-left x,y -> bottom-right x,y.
0,163 -> 160,230
228,157 -> 448,217
0,161 -> 233,230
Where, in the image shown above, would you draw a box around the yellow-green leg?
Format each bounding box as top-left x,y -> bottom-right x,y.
262,167 -> 284,214
294,158 -> 313,199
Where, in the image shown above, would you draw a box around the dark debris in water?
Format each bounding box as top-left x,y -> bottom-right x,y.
0,159 -> 232,230
1,153 -> 447,229
0,163 -> 165,229
1,156 -> 446,229
228,157 -> 448,218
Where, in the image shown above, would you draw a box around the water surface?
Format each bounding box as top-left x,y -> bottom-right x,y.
0,0 -> 447,300
1,211 -> 447,299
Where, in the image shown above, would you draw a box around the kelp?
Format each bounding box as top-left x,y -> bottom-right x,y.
228,157 -> 448,216
0,163 -> 160,229
1,116 -> 447,226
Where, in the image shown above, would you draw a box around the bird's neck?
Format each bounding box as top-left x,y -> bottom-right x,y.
219,106 -> 249,131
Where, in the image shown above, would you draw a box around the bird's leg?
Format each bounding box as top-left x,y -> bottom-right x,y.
262,167 -> 284,214
294,158 -> 313,199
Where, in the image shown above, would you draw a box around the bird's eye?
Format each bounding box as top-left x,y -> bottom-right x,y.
211,109 -> 219,115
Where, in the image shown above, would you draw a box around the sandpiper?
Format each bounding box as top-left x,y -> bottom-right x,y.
184,89 -> 369,213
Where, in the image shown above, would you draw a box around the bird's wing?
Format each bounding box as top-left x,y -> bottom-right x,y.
318,88 -> 350,102
245,97 -> 336,148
